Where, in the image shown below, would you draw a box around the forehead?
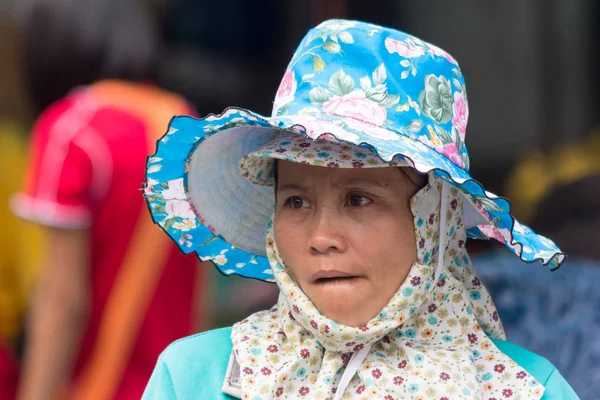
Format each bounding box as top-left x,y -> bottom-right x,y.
277,160 -> 406,187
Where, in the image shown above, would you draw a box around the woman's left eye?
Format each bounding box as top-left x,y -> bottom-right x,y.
346,194 -> 372,207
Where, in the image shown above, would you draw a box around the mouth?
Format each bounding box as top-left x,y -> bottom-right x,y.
311,270 -> 362,284
314,276 -> 361,285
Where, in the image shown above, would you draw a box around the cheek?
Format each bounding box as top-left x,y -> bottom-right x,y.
388,214 -> 418,261
349,211 -> 417,273
274,216 -> 306,279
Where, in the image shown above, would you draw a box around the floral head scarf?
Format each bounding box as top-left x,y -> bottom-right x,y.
231,139 -> 546,399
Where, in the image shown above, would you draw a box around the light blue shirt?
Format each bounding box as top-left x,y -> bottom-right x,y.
142,327 -> 579,399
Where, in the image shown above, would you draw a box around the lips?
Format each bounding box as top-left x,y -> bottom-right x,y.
311,270 -> 361,283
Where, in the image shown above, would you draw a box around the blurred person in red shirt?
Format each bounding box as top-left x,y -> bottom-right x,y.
12,0 -> 206,399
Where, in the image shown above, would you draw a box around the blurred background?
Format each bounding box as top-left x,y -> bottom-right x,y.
0,0 -> 598,399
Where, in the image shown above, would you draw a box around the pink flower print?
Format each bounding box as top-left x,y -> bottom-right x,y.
385,37 -> 426,58
397,360 -> 407,369
428,214 -> 435,224
493,311 -> 499,321
472,277 -> 481,287
293,305 -> 300,314
384,396 -> 393,400
161,179 -> 186,200
372,368 -> 382,379
165,199 -> 196,220
241,335 -> 249,342
478,225 -> 509,244
428,304 -> 437,313
503,388 -> 513,398
300,349 -> 310,359
320,138 -> 339,146
516,371 -> 527,379
267,344 -> 278,353
410,276 -> 421,286
359,326 -> 369,332
322,91 -> 387,126
473,201 -> 493,220
494,364 -> 506,373
304,118 -> 361,142
419,238 -> 425,249
356,385 -> 366,394
276,387 -> 284,397
450,198 -> 458,210
352,161 -> 364,168
261,367 -> 272,376
310,320 -> 318,330
440,372 -> 451,381
272,70 -> 297,114
354,344 -> 364,351
243,367 -> 253,375
441,143 -> 465,168
393,376 -> 404,385
451,91 -> 469,141
428,43 -> 459,65
298,387 -> 310,396
144,179 -> 157,196
344,118 -> 399,141
468,333 -> 478,344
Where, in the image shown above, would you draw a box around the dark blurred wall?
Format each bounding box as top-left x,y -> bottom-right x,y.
158,0 -> 286,115
0,20 -> 33,125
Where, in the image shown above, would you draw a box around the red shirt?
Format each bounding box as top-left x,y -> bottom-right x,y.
14,82 -> 199,399
0,341 -> 18,400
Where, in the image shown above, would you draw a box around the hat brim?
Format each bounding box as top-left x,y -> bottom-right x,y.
144,107 -> 565,281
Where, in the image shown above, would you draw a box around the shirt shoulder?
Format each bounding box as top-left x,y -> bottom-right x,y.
162,327 -> 233,367
143,327 -> 236,400
491,338 -> 580,399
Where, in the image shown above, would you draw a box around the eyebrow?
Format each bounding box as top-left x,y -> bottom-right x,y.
333,178 -> 390,190
277,183 -> 310,193
277,178 -> 390,193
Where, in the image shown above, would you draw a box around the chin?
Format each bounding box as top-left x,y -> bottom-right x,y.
317,301 -> 371,328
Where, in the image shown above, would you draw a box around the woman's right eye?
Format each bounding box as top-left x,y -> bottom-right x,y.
285,196 -> 310,210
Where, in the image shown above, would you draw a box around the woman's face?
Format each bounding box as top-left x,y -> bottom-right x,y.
274,161 -> 420,327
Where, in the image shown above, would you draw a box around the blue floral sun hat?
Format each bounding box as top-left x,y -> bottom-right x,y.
144,19 -> 565,281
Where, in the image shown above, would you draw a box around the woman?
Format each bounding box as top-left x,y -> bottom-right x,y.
143,20 -> 578,399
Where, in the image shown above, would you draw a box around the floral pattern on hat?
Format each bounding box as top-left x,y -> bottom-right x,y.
144,19 -> 565,281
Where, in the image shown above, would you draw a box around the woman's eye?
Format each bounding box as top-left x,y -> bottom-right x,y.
285,196 -> 309,210
347,194 -> 372,207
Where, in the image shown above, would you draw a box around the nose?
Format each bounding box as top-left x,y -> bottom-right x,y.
309,207 -> 347,255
